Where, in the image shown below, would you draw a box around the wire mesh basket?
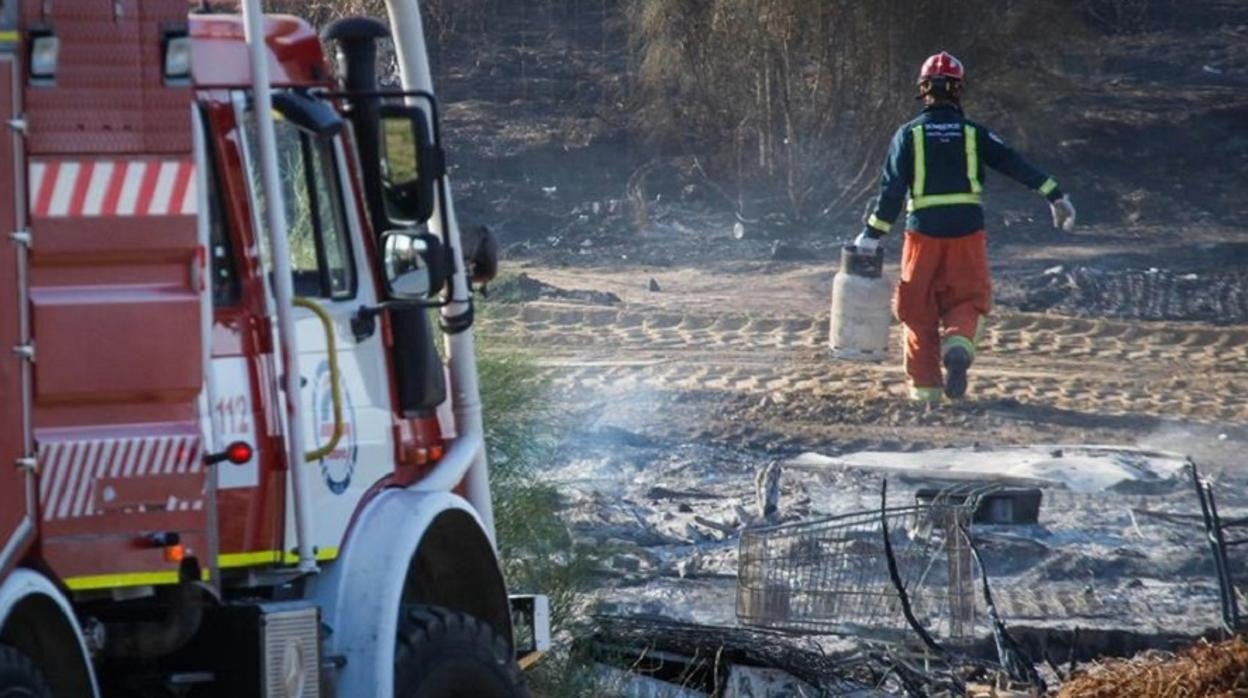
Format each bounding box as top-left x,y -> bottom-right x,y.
736,498 -> 978,639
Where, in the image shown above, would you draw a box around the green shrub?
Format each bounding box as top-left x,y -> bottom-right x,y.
476,346 -> 599,695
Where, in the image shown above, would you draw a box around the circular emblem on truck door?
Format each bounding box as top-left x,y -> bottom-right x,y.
311,359 -> 357,495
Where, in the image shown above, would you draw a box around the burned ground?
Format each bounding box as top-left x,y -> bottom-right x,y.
425,0 -> 1248,691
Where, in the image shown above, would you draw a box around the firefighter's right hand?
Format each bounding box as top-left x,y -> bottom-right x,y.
854,230 -> 882,254
1050,196 -> 1077,232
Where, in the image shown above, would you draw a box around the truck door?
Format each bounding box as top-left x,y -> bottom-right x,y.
0,53 -> 34,577
235,95 -> 396,560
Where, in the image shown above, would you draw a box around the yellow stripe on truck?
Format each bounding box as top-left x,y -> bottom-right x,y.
218,550 -> 284,568
219,547 -> 340,569
64,569 -> 202,592
0,31 -> 18,43
66,548 -> 341,590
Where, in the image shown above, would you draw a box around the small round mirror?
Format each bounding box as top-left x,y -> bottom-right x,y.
383,231 -> 432,298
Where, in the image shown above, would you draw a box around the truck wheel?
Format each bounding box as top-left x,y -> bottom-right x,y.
394,605 -> 528,698
0,645 -> 52,698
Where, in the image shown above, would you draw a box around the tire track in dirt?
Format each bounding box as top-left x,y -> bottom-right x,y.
484,304 -> 1248,372
531,357 -> 1248,425
480,303 -> 1248,425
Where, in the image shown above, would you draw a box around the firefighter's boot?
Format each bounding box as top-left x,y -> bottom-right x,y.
942,345 -> 971,399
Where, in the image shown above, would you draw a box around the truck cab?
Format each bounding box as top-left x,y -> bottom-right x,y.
0,2 -> 543,696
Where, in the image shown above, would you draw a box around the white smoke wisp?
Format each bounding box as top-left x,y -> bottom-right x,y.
1137,421 -> 1244,481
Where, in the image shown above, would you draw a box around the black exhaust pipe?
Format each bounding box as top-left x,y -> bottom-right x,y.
323,17 -> 447,415
323,17 -> 390,233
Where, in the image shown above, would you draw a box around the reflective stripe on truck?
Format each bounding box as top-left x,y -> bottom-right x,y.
28,159 -> 197,218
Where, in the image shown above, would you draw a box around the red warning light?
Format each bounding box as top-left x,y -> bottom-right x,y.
206,442 -> 254,466
225,441 -> 253,464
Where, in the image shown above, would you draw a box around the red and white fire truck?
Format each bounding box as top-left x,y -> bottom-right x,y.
0,0 -> 546,695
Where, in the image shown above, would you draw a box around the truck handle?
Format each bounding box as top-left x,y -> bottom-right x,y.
293,297 -> 344,462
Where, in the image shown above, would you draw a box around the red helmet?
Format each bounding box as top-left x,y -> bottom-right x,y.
917,51 -> 965,84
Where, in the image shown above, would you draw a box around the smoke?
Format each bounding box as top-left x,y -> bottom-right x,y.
1137,421 -> 1245,477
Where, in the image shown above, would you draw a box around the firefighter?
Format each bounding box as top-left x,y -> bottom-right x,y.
854,51 -> 1076,402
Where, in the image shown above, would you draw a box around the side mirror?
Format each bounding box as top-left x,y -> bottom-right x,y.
379,105 -> 441,225
382,229 -> 448,300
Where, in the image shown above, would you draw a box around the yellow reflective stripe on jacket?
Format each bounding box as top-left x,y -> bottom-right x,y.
910,125 -> 926,198
867,214 -> 891,233
964,125 -> 981,194
908,192 -> 983,211
908,123 -> 984,212
1038,177 -> 1058,196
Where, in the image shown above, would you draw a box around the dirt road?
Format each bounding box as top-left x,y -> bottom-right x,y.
483,262 -> 1248,458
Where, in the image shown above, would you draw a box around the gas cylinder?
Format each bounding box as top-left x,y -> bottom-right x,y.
828,244 -> 892,361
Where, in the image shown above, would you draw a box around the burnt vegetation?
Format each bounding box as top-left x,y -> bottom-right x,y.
254,0 -> 1246,246
622,0 -> 1083,224
236,1 -> 1248,693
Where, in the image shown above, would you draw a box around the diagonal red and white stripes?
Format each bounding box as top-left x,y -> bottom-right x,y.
37,435 -> 204,522
28,159 -> 197,218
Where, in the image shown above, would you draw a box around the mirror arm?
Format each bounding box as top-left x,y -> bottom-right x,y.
350,304 -> 378,342
426,142 -> 447,180
352,291 -> 475,342
352,296 -> 457,328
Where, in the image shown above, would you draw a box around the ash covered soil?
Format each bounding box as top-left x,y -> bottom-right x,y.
480,269 -> 1248,646
435,0 -> 1248,659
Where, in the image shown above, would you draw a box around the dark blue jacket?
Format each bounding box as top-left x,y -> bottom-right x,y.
865,105 -> 1064,239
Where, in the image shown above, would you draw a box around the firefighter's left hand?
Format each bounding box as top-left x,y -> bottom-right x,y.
1050,196 -> 1077,232
853,230 -> 882,254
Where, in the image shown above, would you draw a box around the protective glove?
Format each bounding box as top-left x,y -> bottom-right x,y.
1050,195 -> 1076,232
853,229 -> 882,254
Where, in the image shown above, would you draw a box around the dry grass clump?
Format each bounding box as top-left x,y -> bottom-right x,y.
624,0 -> 1084,223
1059,636 -> 1248,697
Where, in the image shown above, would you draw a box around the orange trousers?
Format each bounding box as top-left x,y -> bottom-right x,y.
893,230 -> 991,391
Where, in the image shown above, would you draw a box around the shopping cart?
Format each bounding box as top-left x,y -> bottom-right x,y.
737,491 -> 980,639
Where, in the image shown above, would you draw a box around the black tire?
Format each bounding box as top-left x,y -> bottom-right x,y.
394,605 -> 528,698
0,646 -> 52,698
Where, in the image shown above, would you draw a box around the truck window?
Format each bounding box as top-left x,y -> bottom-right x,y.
204,114 -> 240,307
243,111 -> 356,300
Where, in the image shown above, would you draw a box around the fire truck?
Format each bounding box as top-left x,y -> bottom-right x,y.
0,0 -> 547,695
